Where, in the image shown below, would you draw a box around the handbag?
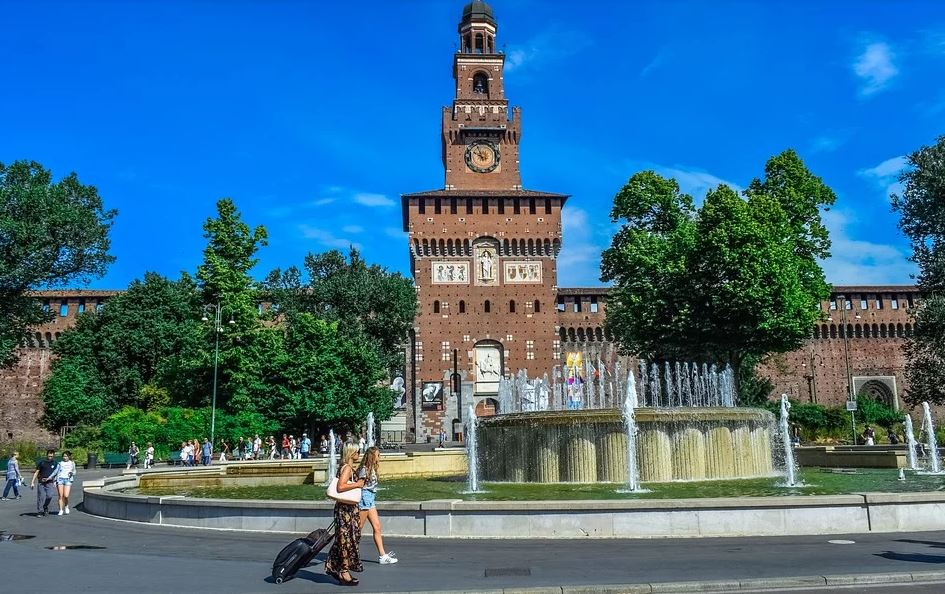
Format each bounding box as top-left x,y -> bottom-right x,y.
326,477 -> 362,504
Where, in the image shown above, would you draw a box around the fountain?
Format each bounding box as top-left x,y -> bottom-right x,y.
621,371 -> 641,492
779,394 -> 797,487
922,402 -> 941,473
475,357 -> 775,484
366,412 -> 375,448
904,413 -> 919,471
465,404 -> 480,492
326,428 -> 337,485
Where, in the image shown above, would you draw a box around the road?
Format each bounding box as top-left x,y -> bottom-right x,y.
2,469 -> 945,593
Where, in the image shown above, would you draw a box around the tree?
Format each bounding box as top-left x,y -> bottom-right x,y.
0,160 -> 116,367
41,357 -> 109,427
892,136 -> 945,404
601,150 -> 834,398
256,314 -> 393,432
265,248 -> 416,374
190,198 -> 270,412
41,272 -> 201,427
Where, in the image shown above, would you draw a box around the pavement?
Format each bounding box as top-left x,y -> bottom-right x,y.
3,469 -> 945,593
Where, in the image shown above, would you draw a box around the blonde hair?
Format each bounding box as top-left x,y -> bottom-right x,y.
340,443 -> 360,467
358,446 -> 380,481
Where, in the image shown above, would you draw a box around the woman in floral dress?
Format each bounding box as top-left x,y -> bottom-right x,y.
325,444 -> 365,586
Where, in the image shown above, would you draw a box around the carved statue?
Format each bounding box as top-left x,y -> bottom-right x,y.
479,249 -> 495,281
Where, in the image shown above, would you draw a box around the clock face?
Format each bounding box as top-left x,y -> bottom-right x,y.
465,140 -> 500,173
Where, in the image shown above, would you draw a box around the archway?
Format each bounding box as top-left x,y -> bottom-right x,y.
858,379 -> 896,408
476,398 -> 498,417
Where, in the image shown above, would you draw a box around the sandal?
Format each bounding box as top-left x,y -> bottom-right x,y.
339,571 -> 359,586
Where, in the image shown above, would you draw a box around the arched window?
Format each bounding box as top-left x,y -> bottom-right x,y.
45,332 -> 53,345
433,300 -> 440,314
596,327 -> 604,341
567,327 -> 576,341
459,300 -> 466,314
559,327 -> 567,341
830,325 -> 837,339
821,324 -> 829,339
509,300 -> 516,313
473,72 -> 488,94
872,323 -> 879,337
813,326 -> 821,339
880,323 -> 887,338
897,323 -> 904,338
855,324 -> 862,338
577,327 -> 586,342
905,323 -> 913,337
534,300 -> 541,313
484,300 -> 491,313
586,327 -> 595,342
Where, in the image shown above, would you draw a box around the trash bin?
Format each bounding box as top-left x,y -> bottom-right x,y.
86,452 -> 98,470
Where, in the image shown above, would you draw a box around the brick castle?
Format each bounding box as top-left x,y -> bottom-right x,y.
0,2 -> 920,445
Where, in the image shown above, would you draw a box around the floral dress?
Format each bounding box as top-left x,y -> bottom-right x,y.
326,464 -> 362,573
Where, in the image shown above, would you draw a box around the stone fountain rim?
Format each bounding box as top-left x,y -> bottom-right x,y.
478,406 -> 775,426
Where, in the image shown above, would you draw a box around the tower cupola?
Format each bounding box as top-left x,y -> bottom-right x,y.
459,1 -> 497,54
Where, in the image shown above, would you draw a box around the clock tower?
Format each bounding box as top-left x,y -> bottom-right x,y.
401,1 -> 567,443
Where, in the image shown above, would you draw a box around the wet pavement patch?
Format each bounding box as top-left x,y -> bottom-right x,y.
46,545 -> 107,550
484,567 -> 531,577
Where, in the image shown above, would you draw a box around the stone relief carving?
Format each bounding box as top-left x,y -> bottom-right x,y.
503,261 -> 542,283
432,261 -> 469,284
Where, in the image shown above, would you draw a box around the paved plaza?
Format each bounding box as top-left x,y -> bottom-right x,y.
0,470 -> 944,593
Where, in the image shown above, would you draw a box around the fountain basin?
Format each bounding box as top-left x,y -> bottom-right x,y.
477,407 -> 776,483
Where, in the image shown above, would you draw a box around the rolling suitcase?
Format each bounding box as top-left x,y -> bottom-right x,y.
272,522 -> 335,584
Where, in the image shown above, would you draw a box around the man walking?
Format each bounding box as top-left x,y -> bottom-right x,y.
31,449 -> 59,516
300,433 -> 311,459
201,438 -> 213,466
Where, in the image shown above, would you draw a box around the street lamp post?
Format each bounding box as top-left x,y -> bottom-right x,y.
827,295 -> 860,443
801,349 -> 824,404
202,303 -> 234,448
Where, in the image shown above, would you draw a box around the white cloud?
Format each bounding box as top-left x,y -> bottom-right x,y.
384,227 -> 406,239
503,27 -> 592,74
353,192 -> 395,208
810,135 -> 846,154
654,165 -> 743,200
640,48 -> 669,77
859,155 -> 908,201
819,209 -> 915,284
341,225 -> 364,234
853,41 -> 898,96
299,225 -> 362,250
312,197 -> 336,206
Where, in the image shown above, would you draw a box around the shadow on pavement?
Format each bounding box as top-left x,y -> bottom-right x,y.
895,538 -> 945,549
876,551 -> 945,564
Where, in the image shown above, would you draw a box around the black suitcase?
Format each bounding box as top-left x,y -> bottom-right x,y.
272,523 -> 335,584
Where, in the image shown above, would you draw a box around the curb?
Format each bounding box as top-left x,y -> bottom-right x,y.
379,570 -> 945,594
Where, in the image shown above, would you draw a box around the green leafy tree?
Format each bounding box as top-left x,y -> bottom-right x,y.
265,248 -> 416,374
892,135 -> 945,404
602,150 -> 834,399
256,314 -> 393,432
41,272 -> 201,428
189,198 -> 269,412
41,357 -> 109,427
0,160 -> 116,367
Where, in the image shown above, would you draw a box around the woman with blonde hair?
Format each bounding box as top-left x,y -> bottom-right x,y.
325,443 -> 364,586
358,446 -> 397,564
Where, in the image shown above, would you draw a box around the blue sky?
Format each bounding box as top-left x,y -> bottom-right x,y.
3,0 -> 943,289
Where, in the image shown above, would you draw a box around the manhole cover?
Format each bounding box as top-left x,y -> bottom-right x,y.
0,533 -> 35,542
484,567 -> 531,577
46,545 -> 107,550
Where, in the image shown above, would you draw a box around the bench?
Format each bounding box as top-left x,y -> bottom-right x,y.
167,450 -> 182,466
102,453 -> 128,468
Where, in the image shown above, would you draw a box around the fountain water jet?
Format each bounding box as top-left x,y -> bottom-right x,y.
922,402 -> 941,473
326,429 -> 337,485
621,371 -> 642,492
779,394 -> 797,486
904,413 -> 919,471
366,412 -> 375,448
465,404 -> 481,492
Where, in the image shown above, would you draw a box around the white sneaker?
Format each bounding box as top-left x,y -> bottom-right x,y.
57,510 -> 64,516
379,553 -> 398,565
65,506 -> 70,514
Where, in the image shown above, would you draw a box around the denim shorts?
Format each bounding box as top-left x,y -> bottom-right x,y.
56,478 -> 73,486
359,490 -> 376,510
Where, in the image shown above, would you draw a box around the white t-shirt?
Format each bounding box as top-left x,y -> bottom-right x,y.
253,438 -> 261,451
59,460 -> 76,480
146,447 -> 155,460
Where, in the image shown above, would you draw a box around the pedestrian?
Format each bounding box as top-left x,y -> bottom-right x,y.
127,441 -> 140,469
179,442 -> 188,466
358,435 -> 366,455
220,439 -> 230,463
184,441 -> 195,466
334,433 -> 343,454
357,446 -> 398,565
253,434 -> 262,460
281,434 -> 290,459
863,426 -> 876,446
289,435 -> 297,459
888,429 -> 900,445
325,444 -> 364,585
201,438 -> 212,466
236,437 -> 245,461
56,450 -> 76,515
319,435 -> 329,455
301,433 -> 312,459
144,442 -> 155,469
31,449 -> 59,516
2,451 -> 23,500
268,435 -> 277,460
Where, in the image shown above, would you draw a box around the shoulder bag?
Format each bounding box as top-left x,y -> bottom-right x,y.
326,477 -> 361,504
